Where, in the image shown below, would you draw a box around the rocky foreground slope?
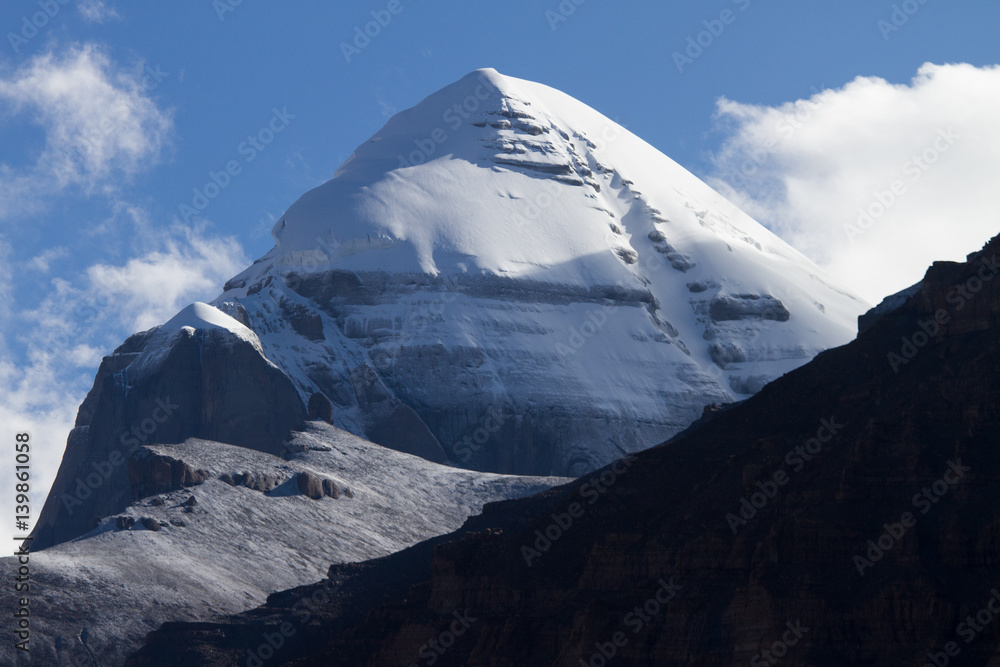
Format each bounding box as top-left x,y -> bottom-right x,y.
1,421 -> 565,666
130,235 -> 1000,665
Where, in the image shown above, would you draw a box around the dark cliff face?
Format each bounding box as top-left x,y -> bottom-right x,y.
31,326 -> 306,550
127,232 -> 1000,666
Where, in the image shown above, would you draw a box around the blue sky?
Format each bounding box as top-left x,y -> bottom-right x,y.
1,0 -> 998,539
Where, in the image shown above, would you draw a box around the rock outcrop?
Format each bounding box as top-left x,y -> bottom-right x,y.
128,448 -> 210,499
218,470 -> 286,492
295,471 -> 349,500
857,281 -> 922,333
307,392 -> 335,423
30,304 -> 307,550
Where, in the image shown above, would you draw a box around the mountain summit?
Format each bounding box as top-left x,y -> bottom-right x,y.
217,68 -> 868,475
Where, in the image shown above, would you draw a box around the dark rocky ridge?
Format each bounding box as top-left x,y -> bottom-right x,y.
31,325 -> 307,550
130,232 -> 1000,665
857,281 -> 922,333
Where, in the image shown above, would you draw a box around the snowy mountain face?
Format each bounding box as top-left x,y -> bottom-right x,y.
216,68 -> 868,477
2,423 -> 566,666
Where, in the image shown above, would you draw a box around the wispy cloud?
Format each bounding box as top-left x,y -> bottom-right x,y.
708,62 -> 1000,304
77,0 -> 120,24
0,236 -> 82,547
27,247 -> 70,273
25,223 -> 249,347
83,226 -> 249,331
0,43 -> 172,218
0,349 -> 86,545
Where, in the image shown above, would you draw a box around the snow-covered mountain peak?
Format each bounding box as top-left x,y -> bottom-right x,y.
162,301 -> 254,338
215,70 -> 870,476
258,68 -> 846,297
264,67 -> 629,282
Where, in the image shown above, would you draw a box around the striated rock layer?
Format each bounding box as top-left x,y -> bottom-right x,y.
131,234 -> 1000,665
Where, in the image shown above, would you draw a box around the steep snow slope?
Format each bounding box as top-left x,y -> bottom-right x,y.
215,68 -> 869,476
1,423 -> 566,666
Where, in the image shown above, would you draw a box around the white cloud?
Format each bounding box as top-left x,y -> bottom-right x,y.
0,238 -> 12,327
0,237 -> 82,546
77,0 -> 120,24
0,355 -> 85,547
27,246 -> 70,273
0,43 -> 172,217
83,226 -> 249,331
68,344 -> 104,367
708,62 -> 1000,304
25,223 -> 249,345
0,224 -> 247,545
